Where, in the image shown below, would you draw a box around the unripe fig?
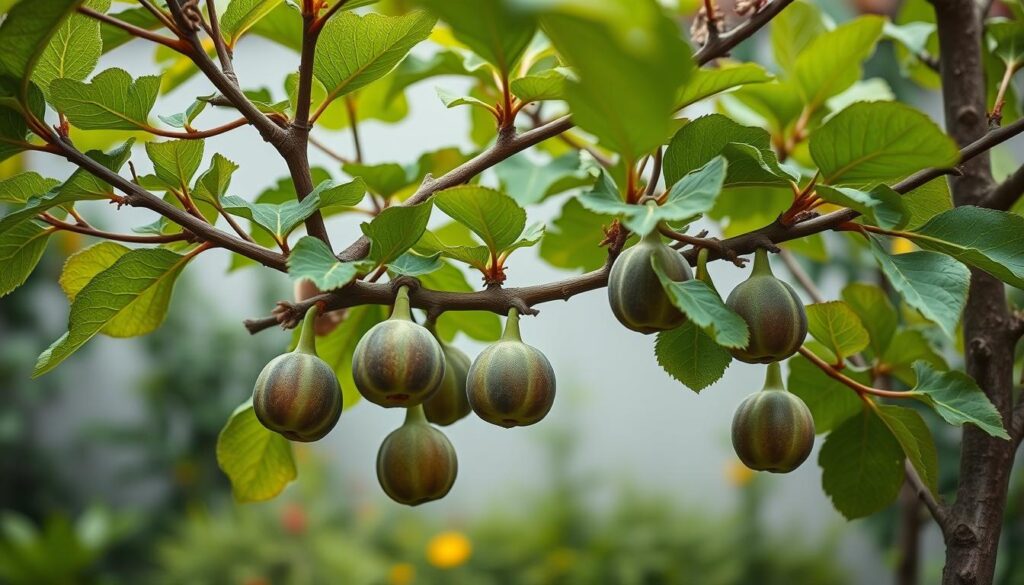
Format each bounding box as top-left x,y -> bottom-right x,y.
422,332 -> 472,426
467,309 -> 556,428
731,362 -> 815,473
252,306 -> 343,442
725,248 -> 807,363
352,286 -> 446,408
608,230 -> 693,334
377,404 -> 458,505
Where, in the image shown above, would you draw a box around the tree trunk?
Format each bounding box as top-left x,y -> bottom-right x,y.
931,1 -> 1019,583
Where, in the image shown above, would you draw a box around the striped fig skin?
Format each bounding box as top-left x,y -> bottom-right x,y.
467,341 -> 556,428
253,352 -> 343,442
352,319 -> 446,408
608,234 -> 693,334
423,344 -> 472,426
725,251 -> 807,364
731,390 -> 815,473
377,409 -> 458,505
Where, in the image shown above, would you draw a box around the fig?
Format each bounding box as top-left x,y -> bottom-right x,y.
731,362 -> 815,473
352,285 -> 446,407
467,309 -> 556,428
377,404 -> 458,505
252,305 -> 343,442
607,230 -> 693,334
725,247 -> 807,363
422,330 -> 472,426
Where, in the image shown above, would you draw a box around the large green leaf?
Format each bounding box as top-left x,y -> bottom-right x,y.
416,0 -> 535,76
433,186 -> 525,255
288,236 -> 370,290
313,11 -> 436,112
0,0 -> 86,94
0,220 -> 51,297
770,0 -> 826,74
655,322 -> 732,393
869,237 -> 968,338
793,16 -> 885,108
908,362 -> 1009,439
32,0 -> 108,95
787,352 -> 866,433
221,194 -> 322,244
34,248 -> 192,376
361,201 -> 433,265
877,404 -> 939,495
881,329 -> 946,388
809,101 -> 960,186
989,20 -> 1024,66
840,283 -> 897,356
676,64 -> 773,109
820,407 -> 905,519
220,0 -> 284,47
0,172 -> 60,204
50,68 -> 160,131
494,151 -> 597,206
906,206 -> 1024,290
539,197 -> 608,272
146,139 -> 204,190
192,154 -> 239,205
217,401 -> 297,503
663,114 -> 790,188
653,264 -> 748,348
806,301 -> 870,363
510,68 -> 568,104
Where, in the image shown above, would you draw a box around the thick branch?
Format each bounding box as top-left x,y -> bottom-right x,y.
984,163 -> 1024,211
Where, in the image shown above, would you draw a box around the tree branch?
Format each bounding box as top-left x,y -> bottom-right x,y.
79,6 -> 188,51
904,460 -> 952,533
693,0 -> 796,66
984,163 -> 1024,211
205,0 -> 238,85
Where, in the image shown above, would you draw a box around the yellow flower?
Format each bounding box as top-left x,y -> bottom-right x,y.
426,531 -> 472,569
725,460 -> 756,487
389,563 -> 415,585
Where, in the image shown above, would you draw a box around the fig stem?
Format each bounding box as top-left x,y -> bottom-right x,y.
391,285 -> 413,321
296,304 -> 320,355
752,247 -> 773,277
762,361 -> 785,391
696,248 -> 717,292
405,403 -> 427,425
502,307 -> 522,341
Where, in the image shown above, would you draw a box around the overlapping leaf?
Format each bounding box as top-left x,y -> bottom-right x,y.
655,322 -> 732,393
217,401 -> 296,503
50,68 -> 160,131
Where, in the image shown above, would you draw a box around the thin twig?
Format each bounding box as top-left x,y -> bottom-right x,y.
205,0 -> 238,85
79,6 -> 188,51
779,248 -> 823,303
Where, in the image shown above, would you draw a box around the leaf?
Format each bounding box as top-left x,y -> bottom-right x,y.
655,322 -> 732,393
539,197 -> 608,272
192,153 -> 239,205
787,353 -> 866,433
805,301 -> 870,363
436,86 -> 495,111
819,408 -> 906,519
881,329 -> 946,388
415,230 -> 491,271
905,206 -> 1024,290
770,0 -> 826,74
908,362 -> 1009,439
989,20 -> 1024,66
58,241 -> 126,301
32,0 -> 108,94
663,114 -> 790,188
388,251 -> 443,277
50,68 -> 160,131
0,78 -> 45,163
216,401 -> 296,503
877,404 -> 939,495
416,0 -> 535,76
869,236 -> 968,338
0,220 -> 51,297
815,184 -> 907,230
433,186 -> 525,255
0,0 -> 86,90
652,263 -> 748,348
0,172 -> 60,204
676,63 -> 773,109
99,7 -> 161,53
158,99 -> 208,130
510,68 -> 568,103
809,101 -> 960,186
220,0 -> 285,47
361,201 -> 433,265
34,248 -> 192,376
145,139 -> 205,190
288,236 -> 370,290
313,11 -> 436,110
903,177 -> 952,230
840,283 -> 897,356
343,162 -> 409,198
793,16 -> 885,108
221,194 -> 321,243
495,151 -> 597,206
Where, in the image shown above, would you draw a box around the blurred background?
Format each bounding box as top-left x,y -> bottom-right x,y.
3,0 -> 1024,584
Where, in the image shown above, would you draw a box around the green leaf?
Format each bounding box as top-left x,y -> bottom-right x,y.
316,178 -> 367,214
416,0 -> 535,76
989,20 -> 1024,66
539,197 -> 608,272
877,404 -> 939,495
414,229 -> 490,270
510,68 -> 568,103
770,0 -> 826,74
216,400 -> 296,503
906,206 -> 1024,290
816,184 -> 907,230
221,194 -> 322,244
145,139 -> 205,191
881,329 -> 946,388
652,263 -> 748,348
840,283 -> 898,356
192,153 -> 239,205
805,301 -> 870,363
50,68 -> 160,131
793,16 -> 885,108
809,101 -> 960,186
0,0 -> 86,92
663,114 -> 790,188
418,261 -> 501,342
903,177 -> 952,230
676,63 -> 773,109
869,236 -> 968,338
34,248 -> 192,376
288,236 -> 370,290
436,86 -> 495,112
220,0 -> 284,47
313,11 -> 436,110
0,220 -> 51,297
158,98 -> 208,130
908,362 -> 1009,439
655,322 -> 732,393
433,186 -> 525,255
388,251 -> 443,277
495,151 -> 597,206
32,0 -> 108,95
787,353 -> 866,433
361,201 -> 433,265
343,162 -> 409,198
820,408 -> 905,519
0,78 -> 45,163
0,172 -> 60,204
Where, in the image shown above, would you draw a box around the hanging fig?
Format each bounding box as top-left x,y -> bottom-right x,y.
607,230 -> 693,334
252,305 -> 343,442
352,285 -> 446,407
731,362 -> 815,473
377,404 -> 458,505
422,326 -> 472,426
467,309 -> 556,428
725,248 -> 807,363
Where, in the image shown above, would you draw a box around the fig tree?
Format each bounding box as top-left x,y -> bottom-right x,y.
422,329 -> 472,426
607,230 -> 693,333
467,309 -> 556,428
352,285 -> 446,407
725,248 -> 807,363
731,362 -> 815,473
252,305 -> 343,442
377,404 -> 458,505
